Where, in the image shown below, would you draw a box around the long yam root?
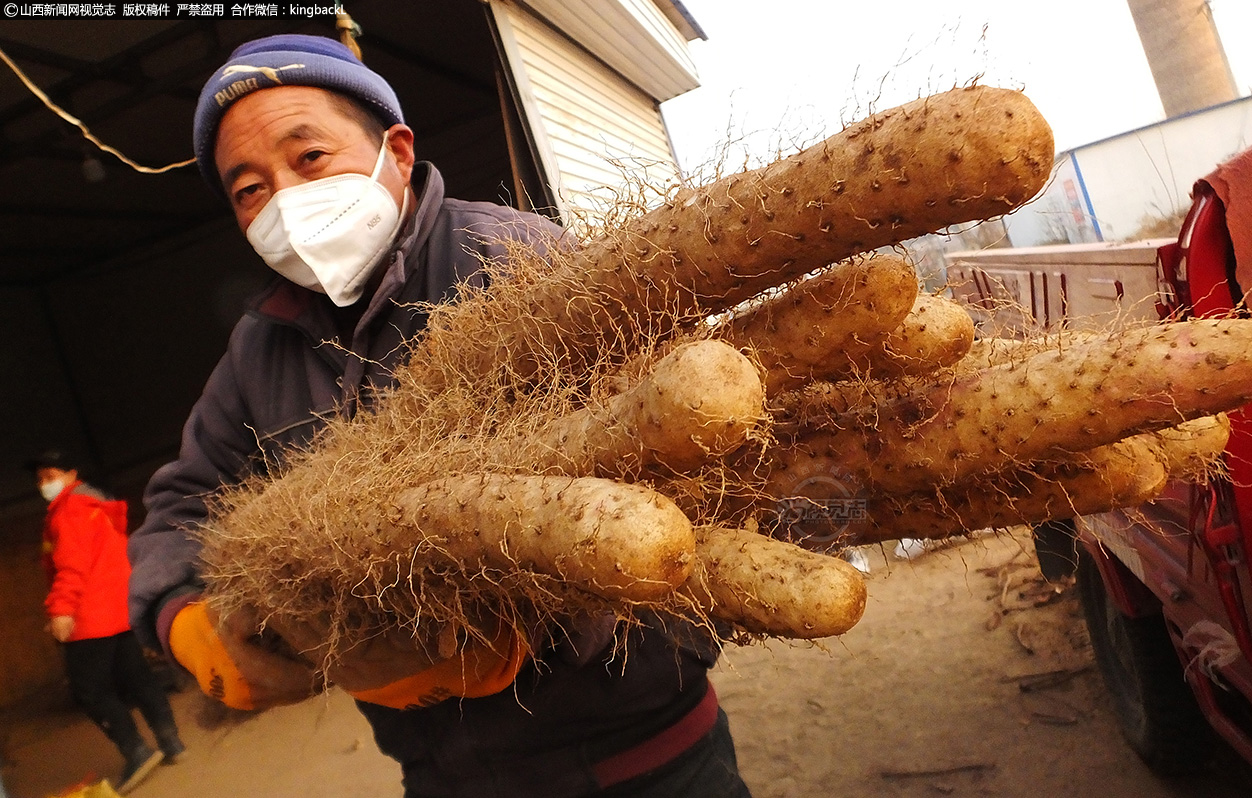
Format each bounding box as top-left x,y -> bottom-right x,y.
387,474 -> 696,602
500,340 -> 766,476
790,319 -> 1252,495
720,255 -> 918,396
845,437 -> 1168,544
768,293 -> 976,428
770,416 -> 1228,546
202,472 -> 698,623
859,293 -> 975,379
1143,413 -> 1231,481
409,86 -> 1053,391
204,85 -> 1252,651
683,526 -> 867,638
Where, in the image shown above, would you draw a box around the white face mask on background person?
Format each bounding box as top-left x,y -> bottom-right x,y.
245,140 -> 408,307
39,479 -> 66,502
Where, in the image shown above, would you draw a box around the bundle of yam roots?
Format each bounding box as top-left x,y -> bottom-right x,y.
200,85 -> 1252,666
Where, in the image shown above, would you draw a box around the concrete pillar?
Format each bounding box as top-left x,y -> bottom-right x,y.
1127,0 -> 1238,117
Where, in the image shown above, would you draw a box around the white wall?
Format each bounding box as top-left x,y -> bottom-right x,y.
1006,96 -> 1252,246
492,0 -> 683,227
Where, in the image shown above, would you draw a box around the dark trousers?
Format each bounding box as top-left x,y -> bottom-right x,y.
403,709 -> 752,798
598,710 -> 752,798
62,631 -> 177,755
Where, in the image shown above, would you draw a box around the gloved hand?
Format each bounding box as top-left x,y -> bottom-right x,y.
347,626 -> 528,710
274,616 -> 529,711
169,601 -> 321,710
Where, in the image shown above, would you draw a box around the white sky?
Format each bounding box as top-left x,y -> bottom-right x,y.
661,0 -> 1252,174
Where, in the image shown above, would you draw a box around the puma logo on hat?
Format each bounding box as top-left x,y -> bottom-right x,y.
220,63 -> 306,83
214,63 -> 306,107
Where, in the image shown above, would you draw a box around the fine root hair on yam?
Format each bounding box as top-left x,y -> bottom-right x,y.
957,336 -> 1027,373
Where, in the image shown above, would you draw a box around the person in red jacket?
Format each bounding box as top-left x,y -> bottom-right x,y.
29,450 -> 186,795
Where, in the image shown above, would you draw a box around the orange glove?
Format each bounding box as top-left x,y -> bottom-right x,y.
169,601 -> 257,709
170,602 -> 321,710
348,625 -> 529,710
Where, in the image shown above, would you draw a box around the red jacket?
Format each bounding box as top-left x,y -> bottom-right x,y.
42,481 -> 132,641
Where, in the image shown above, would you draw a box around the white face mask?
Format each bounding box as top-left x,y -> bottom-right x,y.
245,141 -> 407,307
40,479 -> 66,502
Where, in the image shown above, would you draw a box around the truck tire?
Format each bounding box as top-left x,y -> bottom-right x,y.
1076,549 -> 1215,775
1032,518 -> 1078,582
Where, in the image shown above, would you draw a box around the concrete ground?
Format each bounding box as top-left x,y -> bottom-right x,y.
3,529 -> 1250,798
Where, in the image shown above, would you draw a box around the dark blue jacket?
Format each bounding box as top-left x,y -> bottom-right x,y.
127,162 -> 713,797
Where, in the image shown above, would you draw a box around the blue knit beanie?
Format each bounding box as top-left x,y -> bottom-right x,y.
192,34 -> 404,196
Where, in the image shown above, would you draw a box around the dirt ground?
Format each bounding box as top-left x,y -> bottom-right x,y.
3,528 -> 1251,798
